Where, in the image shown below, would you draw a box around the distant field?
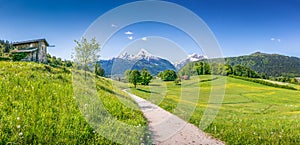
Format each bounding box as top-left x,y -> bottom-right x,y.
124,76 -> 300,144
0,62 -> 151,144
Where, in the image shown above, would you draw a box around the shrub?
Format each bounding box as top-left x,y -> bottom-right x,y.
0,56 -> 11,61
161,70 -> 178,81
12,52 -> 27,61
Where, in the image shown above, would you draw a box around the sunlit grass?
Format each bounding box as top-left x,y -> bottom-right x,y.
124,75 -> 300,144
0,61 -> 151,144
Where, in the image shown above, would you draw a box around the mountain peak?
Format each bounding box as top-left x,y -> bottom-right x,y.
137,49 -> 151,57
117,51 -> 134,60
136,49 -> 159,60
175,53 -> 206,69
116,49 -> 159,60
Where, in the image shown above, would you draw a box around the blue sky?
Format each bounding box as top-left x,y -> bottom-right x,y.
0,0 -> 299,60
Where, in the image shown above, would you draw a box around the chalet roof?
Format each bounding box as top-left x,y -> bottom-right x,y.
12,48 -> 38,53
12,38 -> 49,46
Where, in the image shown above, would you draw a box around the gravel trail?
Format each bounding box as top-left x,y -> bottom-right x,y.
124,90 -> 224,145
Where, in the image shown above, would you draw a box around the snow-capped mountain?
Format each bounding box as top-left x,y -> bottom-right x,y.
175,53 -> 206,70
116,52 -> 134,60
117,49 -> 160,61
100,49 -> 176,76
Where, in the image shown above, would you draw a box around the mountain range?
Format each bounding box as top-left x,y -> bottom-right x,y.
100,49 -> 300,78
100,49 -> 177,76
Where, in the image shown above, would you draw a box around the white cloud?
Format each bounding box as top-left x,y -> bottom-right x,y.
270,37 -> 281,43
141,37 -> 147,41
125,31 -> 133,35
277,39 -> 281,42
128,36 -> 134,40
111,24 -> 118,28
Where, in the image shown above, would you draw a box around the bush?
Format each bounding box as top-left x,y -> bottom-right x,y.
160,70 -> 178,81
0,56 -> 11,61
12,52 -> 27,61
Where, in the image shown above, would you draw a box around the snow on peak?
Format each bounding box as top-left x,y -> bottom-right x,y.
116,51 -> 134,60
187,53 -> 205,60
117,49 -> 159,60
175,53 -> 206,69
136,49 -> 157,59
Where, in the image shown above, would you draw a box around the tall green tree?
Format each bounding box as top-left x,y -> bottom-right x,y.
141,68 -> 152,85
73,37 -> 100,79
233,64 -> 259,78
95,63 -> 105,77
225,64 -> 233,75
129,69 -> 141,88
124,70 -> 132,82
203,62 -> 211,74
0,43 -> 4,57
162,70 -> 177,81
157,71 -> 163,78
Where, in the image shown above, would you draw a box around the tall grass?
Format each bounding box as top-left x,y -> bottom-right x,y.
0,62 -> 151,144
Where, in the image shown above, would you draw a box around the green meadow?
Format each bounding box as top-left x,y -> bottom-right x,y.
0,62 -> 151,144
126,75 -> 300,144
1,61 -> 300,144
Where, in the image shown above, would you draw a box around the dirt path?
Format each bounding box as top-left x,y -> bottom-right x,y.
124,90 -> 224,145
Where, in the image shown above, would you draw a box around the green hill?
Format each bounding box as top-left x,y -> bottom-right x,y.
0,62 -> 151,144
225,52 -> 300,77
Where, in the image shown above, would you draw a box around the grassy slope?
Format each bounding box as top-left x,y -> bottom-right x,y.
127,76 -> 300,144
0,62 -> 150,144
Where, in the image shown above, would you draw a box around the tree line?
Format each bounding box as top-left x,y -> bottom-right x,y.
179,61 -> 299,84
179,61 -> 259,77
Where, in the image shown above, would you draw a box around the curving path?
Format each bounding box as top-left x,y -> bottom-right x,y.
124,90 -> 224,145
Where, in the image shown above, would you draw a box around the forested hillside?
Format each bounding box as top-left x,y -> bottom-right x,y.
180,52 -> 300,78
225,52 -> 300,77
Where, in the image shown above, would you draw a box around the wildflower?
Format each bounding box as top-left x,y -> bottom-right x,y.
17,125 -> 21,129
17,117 -> 20,120
19,132 -> 23,136
271,132 -> 274,135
